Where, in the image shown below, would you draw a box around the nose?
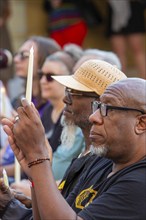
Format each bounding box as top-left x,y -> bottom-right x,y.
89,109 -> 103,125
40,75 -> 47,84
63,94 -> 72,105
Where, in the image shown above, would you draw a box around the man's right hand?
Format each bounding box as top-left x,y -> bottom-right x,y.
0,179 -> 14,213
13,190 -> 32,208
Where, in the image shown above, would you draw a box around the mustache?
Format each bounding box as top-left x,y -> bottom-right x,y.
64,107 -> 74,115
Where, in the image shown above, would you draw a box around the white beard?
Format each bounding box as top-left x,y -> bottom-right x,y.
60,115 -> 78,149
90,144 -> 108,157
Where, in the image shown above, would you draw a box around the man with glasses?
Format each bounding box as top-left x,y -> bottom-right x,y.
2,61 -> 137,218
5,75 -> 145,220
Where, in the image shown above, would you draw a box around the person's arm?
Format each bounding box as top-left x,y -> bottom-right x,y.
30,160 -> 79,220
31,187 -> 41,220
2,99 -> 83,220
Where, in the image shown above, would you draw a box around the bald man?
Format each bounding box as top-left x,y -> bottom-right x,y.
2,77 -> 146,220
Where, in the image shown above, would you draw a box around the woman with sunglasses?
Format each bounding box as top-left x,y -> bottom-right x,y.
0,36 -> 61,185
7,36 -> 61,113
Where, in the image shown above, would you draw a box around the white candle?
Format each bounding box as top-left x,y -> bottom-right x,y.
3,169 -> 9,187
25,47 -> 34,104
15,157 -> 21,183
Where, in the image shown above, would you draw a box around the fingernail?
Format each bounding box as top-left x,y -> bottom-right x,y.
21,98 -> 29,107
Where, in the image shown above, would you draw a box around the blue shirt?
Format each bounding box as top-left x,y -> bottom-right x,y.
52,127 -> 85,180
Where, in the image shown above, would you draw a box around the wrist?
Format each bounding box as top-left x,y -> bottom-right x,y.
28,157 -> 50,168
27,152 -> 49,163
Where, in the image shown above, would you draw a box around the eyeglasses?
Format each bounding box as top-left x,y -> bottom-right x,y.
14,51 -> 29,60
38,70 -> 56,82
92,101 -> 145,117
65,88 -> 99,104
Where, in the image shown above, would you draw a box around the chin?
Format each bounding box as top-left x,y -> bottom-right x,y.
41,92 -> 49,100
61,114 -> 74,126
90,144 -> 108,157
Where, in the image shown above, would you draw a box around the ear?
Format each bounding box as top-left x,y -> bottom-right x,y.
135,115 -> 146,134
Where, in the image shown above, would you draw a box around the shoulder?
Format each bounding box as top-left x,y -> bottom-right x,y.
78,159 -> 146,220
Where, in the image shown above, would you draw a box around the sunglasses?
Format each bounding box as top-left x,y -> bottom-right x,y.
14,51 -> 29,60
38,70 -> 56,82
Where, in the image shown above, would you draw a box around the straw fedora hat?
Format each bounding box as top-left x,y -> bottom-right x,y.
52,59 -> 127,95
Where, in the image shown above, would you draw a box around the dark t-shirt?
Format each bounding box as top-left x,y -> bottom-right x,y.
66,157 -> 146,220
59,153 -> 99,198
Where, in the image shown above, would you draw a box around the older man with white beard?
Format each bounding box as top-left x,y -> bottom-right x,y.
52,49 -> 124,182
52,49 -> 121,180
52,59 -> 126,198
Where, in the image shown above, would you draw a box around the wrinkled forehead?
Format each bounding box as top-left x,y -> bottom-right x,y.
100,84 -> 127,106
100,78 -> 146,109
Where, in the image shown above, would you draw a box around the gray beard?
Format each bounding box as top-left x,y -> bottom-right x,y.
60,115 -> 78,149
90,144 -> 108,157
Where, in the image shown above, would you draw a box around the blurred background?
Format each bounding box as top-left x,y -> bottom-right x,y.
5,0 -> 146,77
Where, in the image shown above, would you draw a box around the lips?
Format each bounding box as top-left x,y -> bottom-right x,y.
63,108 -> 73,115
89,130 -> 103,140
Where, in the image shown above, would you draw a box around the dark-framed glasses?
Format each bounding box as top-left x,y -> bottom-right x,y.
38,70 -> 56,82
14,51 -> 29,60
92,101 -> 145,117
65,87 -> 99,104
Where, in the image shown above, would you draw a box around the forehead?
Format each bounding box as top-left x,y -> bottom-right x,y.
100,85 -> 126,106
42,60 -> 67,74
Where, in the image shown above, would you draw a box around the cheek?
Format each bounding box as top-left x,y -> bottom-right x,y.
74,103 -> 92,125
52,83 -> 65,96
44,83 -> 65,98
104,118 -> 132,145
15,63 -> 28,77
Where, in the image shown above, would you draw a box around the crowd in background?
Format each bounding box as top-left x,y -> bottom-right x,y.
0,1 -> 146,219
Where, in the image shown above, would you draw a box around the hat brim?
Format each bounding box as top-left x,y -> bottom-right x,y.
52,75 -> 93,92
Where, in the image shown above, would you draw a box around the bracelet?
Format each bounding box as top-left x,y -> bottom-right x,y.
28,157 -> 50,168
29,180 -> 34,188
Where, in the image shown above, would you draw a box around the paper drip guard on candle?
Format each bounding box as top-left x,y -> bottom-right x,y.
25,46 -> 34,104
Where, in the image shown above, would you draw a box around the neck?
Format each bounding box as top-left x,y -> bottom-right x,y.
109,153 -> 146,178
